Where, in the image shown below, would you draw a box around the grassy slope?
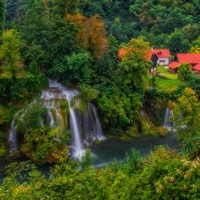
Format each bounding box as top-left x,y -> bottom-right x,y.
155,66 -> 186,91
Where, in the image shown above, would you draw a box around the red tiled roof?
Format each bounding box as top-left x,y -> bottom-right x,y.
177,54 -> 200,63
192,63 -> 200,71
153,49 -> 171,58
169,62 -> 180,69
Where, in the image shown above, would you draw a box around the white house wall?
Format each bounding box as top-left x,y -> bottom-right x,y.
157,58 -> 169,66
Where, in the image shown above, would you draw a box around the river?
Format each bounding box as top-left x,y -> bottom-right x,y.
0,132 -> 180,181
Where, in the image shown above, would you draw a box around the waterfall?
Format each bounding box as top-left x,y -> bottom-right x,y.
8,120 -> 18,154
163,107 -> 175,129
8,79 -> 105,158
84,103 -> 105,142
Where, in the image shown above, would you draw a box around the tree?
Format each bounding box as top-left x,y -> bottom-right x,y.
48,52 -> 91,86
51,0 -> 79,18
166,30 -> 190,56
0,29 -> 22,79
24,102 -> 47,129
118,38 -> 152,91
188,45 -> 200,54
177,63 -> 193,81
21,0 -> 52,68
170,87 -> 200,138
66,14 -> 108,58
0,0 -> 6,35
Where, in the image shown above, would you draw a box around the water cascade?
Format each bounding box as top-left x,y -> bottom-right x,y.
8,80 -> 105,158
163,107 -> 175,129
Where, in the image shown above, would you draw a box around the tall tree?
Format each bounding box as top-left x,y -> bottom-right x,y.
166,30 -> 190,56
0,29 -> 22,79
21,0 -> 52,67
118,38 -> 152,92
51,0 -> 79,18
0,0 -> 6,35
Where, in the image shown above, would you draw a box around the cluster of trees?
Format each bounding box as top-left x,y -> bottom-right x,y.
0,146 -> 200,199
79,0 -> 200,55
0,0 -> 200,197
0,0 -> 200,138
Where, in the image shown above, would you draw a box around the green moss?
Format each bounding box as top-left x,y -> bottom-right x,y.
0,145 -> 6,156
119,135 -> 133,141
94,139 -> 101,144
126,127 -> 139,138
11,151 -> 24,159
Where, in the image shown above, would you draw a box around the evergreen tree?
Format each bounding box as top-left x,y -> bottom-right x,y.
0,0 -> 6,35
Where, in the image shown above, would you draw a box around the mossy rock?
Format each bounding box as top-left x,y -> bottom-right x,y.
119,134 -> 132,141
0,146 -> 6,157
143,126 -> 168,137
11,151 -> 24,159
126,127 -> 139,138
94,139 -> 101,144
141,120 -> 151,135
143,127 -> 159,137
156,126 -> 168,137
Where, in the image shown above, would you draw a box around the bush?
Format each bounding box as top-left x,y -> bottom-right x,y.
177,63 -> 193,81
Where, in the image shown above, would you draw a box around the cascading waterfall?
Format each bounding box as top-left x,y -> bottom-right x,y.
163,107 -> 175,129
84,103 -> 105,143
8,79 -> 105,158
9,120 -> 18,154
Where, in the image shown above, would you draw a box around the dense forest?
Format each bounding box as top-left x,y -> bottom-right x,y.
1,0 -> 200,198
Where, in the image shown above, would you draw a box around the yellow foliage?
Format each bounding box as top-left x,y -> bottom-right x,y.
66,14 -> 108,58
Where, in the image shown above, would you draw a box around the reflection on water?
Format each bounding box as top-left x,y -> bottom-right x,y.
0,133 -> 180,181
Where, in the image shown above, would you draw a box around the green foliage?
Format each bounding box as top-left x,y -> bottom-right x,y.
1,147 -> 200,199
51,0 -> 79,18
23,102 -> 47,129
182,135 -> 200,159
119,38 -> 152,91
166,30 -> 190,56
0,29 -> 22,79
21,126 -> 68,163
0,0 -> 6,35
117,148 -> 141,176
80,149 -> 93,170
186,75 -> 200,99
79,84 -> 99,103
177,63 -> 193,81
170,87 -> 200,138
0,75 -> 48,104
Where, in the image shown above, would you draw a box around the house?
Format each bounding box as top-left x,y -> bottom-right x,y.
118,48 -> 172,71
152,49 -> 171,66
169,54 -> 200,73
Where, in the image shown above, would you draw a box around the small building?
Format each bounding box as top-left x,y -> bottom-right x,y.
169,54 -> 200,73
153,49 -> 171,66
168,62 -> 180,74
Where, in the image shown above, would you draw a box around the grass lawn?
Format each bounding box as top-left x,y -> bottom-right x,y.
153,66 -> 187,91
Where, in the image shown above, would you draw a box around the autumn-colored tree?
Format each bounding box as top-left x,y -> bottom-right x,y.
66,14 -> 108,58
